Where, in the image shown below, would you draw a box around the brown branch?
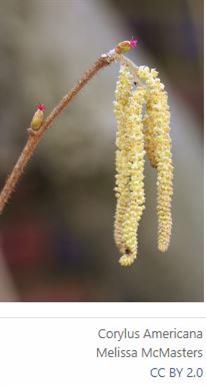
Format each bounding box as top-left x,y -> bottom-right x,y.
0,50 -> 117,214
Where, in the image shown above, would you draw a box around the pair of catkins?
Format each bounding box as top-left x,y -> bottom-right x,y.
113,64 -> 173,266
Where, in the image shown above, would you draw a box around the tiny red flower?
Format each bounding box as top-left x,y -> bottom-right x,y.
37,104 -> 46,112
129,38 -> 138,48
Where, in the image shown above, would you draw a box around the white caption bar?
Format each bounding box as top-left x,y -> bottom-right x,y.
0,317 -> 205,388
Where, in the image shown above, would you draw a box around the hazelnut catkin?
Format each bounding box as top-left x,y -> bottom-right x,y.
155,90 -> 173,251
119,87 -> 146,266
114,65 -> 146,266
113,65 -> 133,254
113,63 -> 173,265
136,66 -> 173,252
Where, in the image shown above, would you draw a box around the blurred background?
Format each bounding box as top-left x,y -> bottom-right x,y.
0,0 -> 203,302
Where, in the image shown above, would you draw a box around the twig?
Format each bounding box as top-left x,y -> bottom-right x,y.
0,50 -> 118,214
0,42 -> 139,214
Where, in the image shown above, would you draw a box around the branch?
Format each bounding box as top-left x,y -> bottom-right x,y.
0,41 -> 139,214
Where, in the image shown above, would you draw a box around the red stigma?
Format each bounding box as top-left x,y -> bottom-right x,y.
37,104 -> 45,112
129,38 -> 138,48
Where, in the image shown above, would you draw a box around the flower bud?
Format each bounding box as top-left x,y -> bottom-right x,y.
31,104 -> 45,131
115,38 -> 138,54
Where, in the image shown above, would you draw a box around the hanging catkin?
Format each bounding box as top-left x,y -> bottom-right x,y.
114,64 -> 173,265
113,65 -> 133,255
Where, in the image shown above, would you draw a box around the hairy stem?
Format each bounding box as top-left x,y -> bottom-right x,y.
0,50 -> 117,214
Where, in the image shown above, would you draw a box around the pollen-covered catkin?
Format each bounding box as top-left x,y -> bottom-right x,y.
113,65 -> 133,254
119,87 -> 146,266
144,79 -> 173,251
155,90 -> 173,251
114,62 -> 173,265
137,66 -> 173,251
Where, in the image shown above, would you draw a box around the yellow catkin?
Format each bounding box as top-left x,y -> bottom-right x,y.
119,87 -> 146,266
114,63 -> 173,265
113,65 -> 133,254
137,66 -> 173,251
155,90 -> 173,251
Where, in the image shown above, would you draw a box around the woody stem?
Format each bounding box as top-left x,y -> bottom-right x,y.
0,50 -> 140,214
0,51 -> 118,214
